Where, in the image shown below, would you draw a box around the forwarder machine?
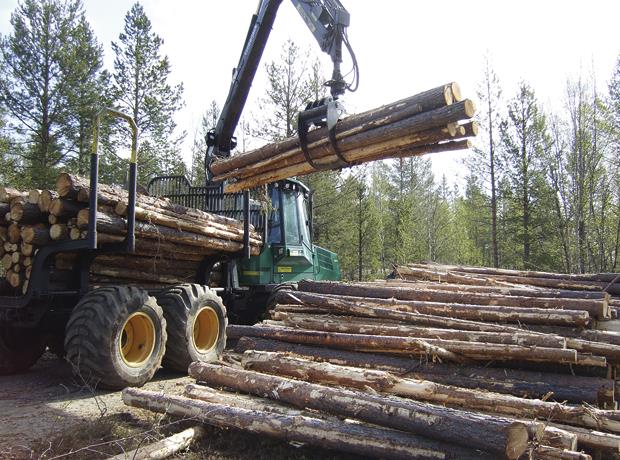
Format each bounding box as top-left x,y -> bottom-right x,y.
0,0 -> 357,389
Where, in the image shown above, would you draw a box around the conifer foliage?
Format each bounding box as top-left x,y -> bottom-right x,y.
110,2 -> 185,184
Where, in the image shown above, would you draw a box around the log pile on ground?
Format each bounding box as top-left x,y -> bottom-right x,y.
0,175 -> 261,293
211,83 -> 477,192
124,272 -> 620,458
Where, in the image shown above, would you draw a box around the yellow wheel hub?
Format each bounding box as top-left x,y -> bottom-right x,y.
120,312 -> 156,367
192,307 -> 219,352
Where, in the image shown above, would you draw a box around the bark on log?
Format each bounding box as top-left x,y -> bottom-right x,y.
49,198 -> 86,217
390,271 -> 611,302
409,263 -> 620,283
226,128 -> 474,192
227,324 -> 603,366
90,265 -> 197,285
272,312 -> 567,348
184,383 -> 327,418
297,280 -> 608,319
10,202 -> 46,224
77,209 -> 260,255
276,290 -> 591,328
106,426 -> 205,460
211,83 -> 460,176
548,422 -> 620,452
122,387 -> 490,460
93,254 -> 200,272
58,173 -> 249,231
530,446 -> 591,460
221,98 -> 476,190
95,233 -> 216,259
217,123 -> 461,183
122,204 -> 258,243
240,351 -> 620,434
230,334 -> 608,406
538,426 -> 578,450
188,363 -> 532,459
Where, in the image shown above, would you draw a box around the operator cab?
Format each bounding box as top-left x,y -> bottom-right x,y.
237,178 -> 340,287
267,179 -> 311,248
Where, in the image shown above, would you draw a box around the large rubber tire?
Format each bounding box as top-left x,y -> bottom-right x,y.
64,286 -> 166,390
0,324 -> 46,375
157,284 -> 227,373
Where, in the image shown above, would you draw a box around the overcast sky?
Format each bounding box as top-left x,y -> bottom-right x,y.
1,0 -> 620,186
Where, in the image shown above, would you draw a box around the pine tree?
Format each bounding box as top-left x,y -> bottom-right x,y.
63,16 -> 108,176
111,2 -> 185,184
500,82 -> 548,268
469,55 -> 503,267
254,39 -> 314,141
0,0 -> 97,187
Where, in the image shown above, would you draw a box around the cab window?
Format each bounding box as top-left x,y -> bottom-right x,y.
282,191 -> 301,244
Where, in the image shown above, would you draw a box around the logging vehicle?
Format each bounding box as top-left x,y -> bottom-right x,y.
0,0 -> 355,388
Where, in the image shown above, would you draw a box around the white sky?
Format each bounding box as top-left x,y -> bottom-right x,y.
1,0 -> 620,186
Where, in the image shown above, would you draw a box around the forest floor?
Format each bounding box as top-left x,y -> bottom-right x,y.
0,353 -> 358,460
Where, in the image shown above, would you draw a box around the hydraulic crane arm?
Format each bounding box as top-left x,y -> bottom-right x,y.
206,0 -> 357,168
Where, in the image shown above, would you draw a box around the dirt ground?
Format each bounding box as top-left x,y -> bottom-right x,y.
0,353 -> 359,460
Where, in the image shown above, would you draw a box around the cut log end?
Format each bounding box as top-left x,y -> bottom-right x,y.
450,82 -> 462,102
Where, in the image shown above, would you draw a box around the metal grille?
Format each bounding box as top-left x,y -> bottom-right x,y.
147,175 -> 264,232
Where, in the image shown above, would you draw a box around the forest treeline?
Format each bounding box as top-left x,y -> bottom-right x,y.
1,0 -> 620,278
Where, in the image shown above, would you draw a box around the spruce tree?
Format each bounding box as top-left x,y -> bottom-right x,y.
111,2 -> 185,184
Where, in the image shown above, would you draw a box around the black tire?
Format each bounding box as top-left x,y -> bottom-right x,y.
157,284 -> 227,372
0,324 -> 46,375
64,286 -> 166,390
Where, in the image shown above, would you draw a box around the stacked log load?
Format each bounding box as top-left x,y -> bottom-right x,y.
0,175 -> 261,294
212,83 -> 478,193
125,273 -> 620,459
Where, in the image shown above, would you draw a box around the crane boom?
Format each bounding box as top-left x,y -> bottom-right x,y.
206,0 -> 356,175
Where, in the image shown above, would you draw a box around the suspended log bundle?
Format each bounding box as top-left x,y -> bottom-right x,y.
210,83 -> 478,192
0,175 -> 262,292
